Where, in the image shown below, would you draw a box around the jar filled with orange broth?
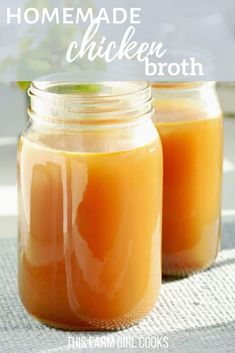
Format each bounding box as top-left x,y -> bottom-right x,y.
18,75 -> 163,330
152,82 -> 223,276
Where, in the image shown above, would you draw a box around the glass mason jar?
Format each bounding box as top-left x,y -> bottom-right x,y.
18,76 -> 163,330
152,82 -> 223,276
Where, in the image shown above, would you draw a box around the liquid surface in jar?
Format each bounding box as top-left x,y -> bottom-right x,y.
154,101 -> 223,276
18,135 -> 162,330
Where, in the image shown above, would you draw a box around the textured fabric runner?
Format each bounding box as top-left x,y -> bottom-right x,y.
1,222 -> 235,353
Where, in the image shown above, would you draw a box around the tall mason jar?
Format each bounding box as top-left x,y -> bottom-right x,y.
152,82 -> 223,276
18,76 -> 163,330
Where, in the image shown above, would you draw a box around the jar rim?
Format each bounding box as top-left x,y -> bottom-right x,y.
28,74 -> 153,126
151,81 -> 215,91
30,73 -> 149,101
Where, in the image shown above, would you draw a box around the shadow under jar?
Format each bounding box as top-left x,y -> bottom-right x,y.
18,76 -> 163,330
152,82 -> 223,277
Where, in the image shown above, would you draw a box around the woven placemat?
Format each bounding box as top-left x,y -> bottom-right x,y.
0,223 -> 235,353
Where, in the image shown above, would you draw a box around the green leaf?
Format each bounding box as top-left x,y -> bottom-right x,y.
17,82 -> 31,91
51,84 -> 102,94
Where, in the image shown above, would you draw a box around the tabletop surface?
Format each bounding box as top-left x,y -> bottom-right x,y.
0,221 -> 235,353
